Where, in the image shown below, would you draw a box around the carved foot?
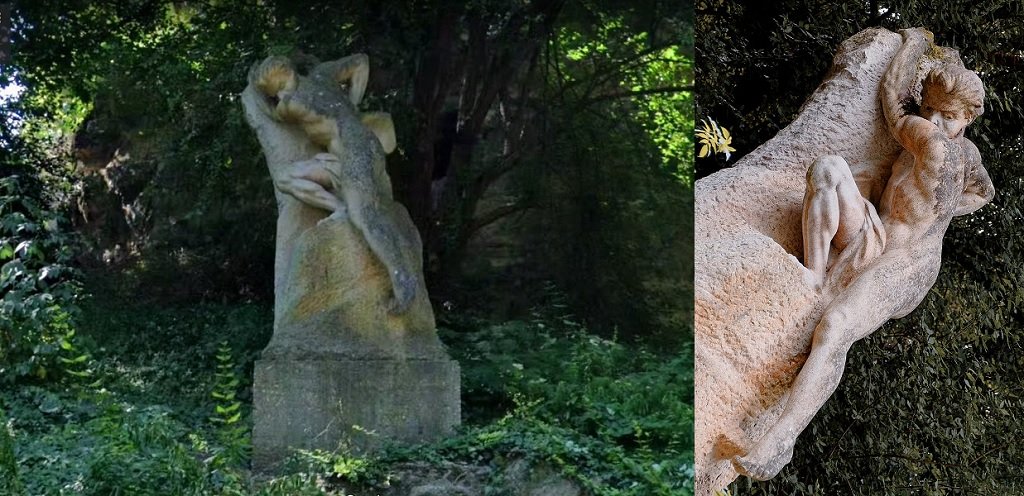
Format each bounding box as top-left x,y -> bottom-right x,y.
386,270 -> 418,315
731,438 -> 795,481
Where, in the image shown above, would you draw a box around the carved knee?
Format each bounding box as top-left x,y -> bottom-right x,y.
807,155 -> 850,191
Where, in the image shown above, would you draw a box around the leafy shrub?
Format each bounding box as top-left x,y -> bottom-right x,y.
4,286 -> 692,495
3,385 -> 196,494
0,174 -> 84,383
2,299 -> 274,495
438,313 -> 694,495
0,408 -> 21,494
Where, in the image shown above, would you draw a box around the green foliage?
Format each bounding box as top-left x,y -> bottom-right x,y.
210,341 -> 250,482
2,283 -> 692,494
0,174 -> 84,383
77,298 -> 271,423
4,301 -> 270,495
236,304 -> 693,494
7,387 -> 207,495
2,1 -> 694,492
440,311 -> 694,494
553,13 -> 693,183
8,2 -> 693,348
0,408 -> 21,495
518,94 -> 694,344
285,448 -> 382,487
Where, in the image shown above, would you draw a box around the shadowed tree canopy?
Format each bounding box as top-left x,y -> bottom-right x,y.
698,0 -> 1024,493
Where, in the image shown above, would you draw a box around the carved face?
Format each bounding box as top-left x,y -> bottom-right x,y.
920,94 -> 972,139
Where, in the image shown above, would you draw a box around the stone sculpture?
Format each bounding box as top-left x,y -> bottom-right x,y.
241,53 -> 460,471
695,28 -> 993,493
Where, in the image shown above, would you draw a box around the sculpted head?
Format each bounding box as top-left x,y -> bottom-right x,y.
251,56 -> 297,103
920,65 -> 985,139
245,54 -> 397,154
249,56 -> 325,124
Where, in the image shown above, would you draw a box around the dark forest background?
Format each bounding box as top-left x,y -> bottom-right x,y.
698,1 -> 1024,494
0,1 -> 693,494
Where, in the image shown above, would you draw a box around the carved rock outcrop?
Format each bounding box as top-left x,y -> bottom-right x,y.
695,28 -> 971,493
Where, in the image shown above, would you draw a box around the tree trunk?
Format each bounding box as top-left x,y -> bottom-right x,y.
407,6 -> 462,281
435,0 -> 564,282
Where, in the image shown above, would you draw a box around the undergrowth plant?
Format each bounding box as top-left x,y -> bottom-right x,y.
4,279 -> 693,495
406,307 -> 694,495
0,174 -> 84,384
0,408 -> 21,495
209,340 -> 250,489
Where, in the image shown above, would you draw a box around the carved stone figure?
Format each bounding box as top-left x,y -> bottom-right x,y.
695,28 -> 993,493
241,53 -> 460,471
251,54 -> 418,314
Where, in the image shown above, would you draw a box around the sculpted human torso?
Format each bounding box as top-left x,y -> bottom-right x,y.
878,122 -> 969,245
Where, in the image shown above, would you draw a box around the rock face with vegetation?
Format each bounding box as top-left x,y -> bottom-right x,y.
241,53 -> 459,471
695,28 -> 987,492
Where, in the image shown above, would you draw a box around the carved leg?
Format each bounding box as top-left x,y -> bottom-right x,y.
343,187 -> 420,315
802,155 -> 869,289
733,248 -> 938,480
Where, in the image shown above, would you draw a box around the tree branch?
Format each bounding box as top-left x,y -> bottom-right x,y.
0,3 -> 11,64
561,42 -> 681,98
585,85 -> 692,103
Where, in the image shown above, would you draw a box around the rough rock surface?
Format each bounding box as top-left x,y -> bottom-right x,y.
265,214 -> 444,361
694,28 -> 969,493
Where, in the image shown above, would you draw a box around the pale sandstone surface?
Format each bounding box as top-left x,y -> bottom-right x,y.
241,84 -> 437,344
695,28 -> 969,493
241,55 -> 459,471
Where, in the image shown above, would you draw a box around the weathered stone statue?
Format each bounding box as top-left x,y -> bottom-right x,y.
241,53 -> 460,471
695,28 -> 993,493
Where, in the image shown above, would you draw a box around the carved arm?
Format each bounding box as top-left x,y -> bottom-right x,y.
311,54 -> 369,106
881,28 -> 933,150
953,142 -> 995,216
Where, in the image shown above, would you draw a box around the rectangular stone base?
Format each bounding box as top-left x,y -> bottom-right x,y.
252,358 -> 461,472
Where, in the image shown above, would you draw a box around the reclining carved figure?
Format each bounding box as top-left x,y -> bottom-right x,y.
247,54 -> 419,314
732,27 -> 994,481
694,28 -> 994,493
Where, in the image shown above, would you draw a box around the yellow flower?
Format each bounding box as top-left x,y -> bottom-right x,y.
696,117 -> 737,160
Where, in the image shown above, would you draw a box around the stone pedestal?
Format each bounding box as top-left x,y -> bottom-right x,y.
253,358 -> 460,471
